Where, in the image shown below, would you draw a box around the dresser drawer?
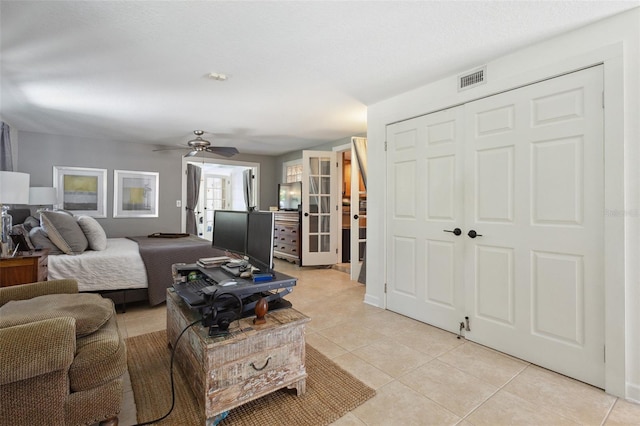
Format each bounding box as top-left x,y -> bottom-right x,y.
206,342 -> 306,406
273,212 -> 301,264
275,224 -> 298,237
275,242 -> 298,256
0,249 -> 49,286
276,231 -> 298,245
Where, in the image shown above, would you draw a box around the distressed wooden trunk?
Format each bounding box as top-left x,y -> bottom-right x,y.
166,289 -> 309,422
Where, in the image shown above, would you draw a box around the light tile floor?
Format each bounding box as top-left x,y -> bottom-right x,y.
116,260 -> 640,425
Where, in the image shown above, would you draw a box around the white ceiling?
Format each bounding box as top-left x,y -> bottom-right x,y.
1,1 -> 638,156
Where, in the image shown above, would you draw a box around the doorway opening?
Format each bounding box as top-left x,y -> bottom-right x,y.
181,157 -> 259,240
333,140 -> 367,281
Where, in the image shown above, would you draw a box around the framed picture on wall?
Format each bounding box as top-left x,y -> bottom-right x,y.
53,166 -> 107,218
113,170 -> 159,218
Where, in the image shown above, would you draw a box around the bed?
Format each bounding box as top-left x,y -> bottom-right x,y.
10,209 -> 223,306
48,237 -> 149,305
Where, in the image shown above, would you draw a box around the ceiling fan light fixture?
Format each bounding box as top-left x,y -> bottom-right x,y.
155,130 -> 238,158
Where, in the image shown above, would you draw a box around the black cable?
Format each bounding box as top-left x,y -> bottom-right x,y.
134,294 -> 243,424
134,318 -> 201,426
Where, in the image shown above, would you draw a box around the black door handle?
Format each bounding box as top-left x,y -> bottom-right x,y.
467,230 -> 483,238
304,212 -> 309,217
443,228 -> 462,236
354,214 -> 359,220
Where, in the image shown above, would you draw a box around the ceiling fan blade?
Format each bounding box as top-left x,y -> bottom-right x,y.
183,150 -> 198,157
153,146 -> 189,152
205,147 -> 239,158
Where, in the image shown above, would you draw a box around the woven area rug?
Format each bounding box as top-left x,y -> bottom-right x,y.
127,330 -> 376,425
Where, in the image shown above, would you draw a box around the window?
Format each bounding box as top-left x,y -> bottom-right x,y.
201,175 -> 227,239
286,164 -> 303,183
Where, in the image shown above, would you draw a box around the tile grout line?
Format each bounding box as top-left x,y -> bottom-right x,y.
456,361 -> 530,424
599,397 -> 619,426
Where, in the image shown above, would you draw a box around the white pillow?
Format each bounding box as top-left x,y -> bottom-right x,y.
77,215 -> 108,251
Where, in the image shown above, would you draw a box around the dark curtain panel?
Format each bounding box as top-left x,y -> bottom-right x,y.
0,122 -> 13,171
186,164 -> 202,235
243,169 -> 254,211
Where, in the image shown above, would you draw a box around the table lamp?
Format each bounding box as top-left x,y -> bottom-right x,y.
29,186 -> 58,211
0,171 -> 30,256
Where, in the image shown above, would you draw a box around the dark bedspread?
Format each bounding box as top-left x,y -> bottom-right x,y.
127,235 -> 224,305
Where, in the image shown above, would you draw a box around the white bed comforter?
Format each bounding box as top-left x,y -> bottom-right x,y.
48,238 -> 148,292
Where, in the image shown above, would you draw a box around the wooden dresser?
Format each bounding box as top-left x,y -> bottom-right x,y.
166,289 -> 309,421
0,249 -> 49,287
273,211 -> 302,265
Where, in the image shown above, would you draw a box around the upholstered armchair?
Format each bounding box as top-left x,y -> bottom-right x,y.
0,279 -> 126,426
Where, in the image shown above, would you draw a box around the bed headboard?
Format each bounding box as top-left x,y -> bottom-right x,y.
7,209 -> 32,225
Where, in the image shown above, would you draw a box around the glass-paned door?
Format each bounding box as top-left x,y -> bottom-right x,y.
302,150 -> 338,265
350,138 -> 367,280
201,175 -> 227,240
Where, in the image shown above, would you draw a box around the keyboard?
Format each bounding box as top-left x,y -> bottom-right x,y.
174,278 -> 212,306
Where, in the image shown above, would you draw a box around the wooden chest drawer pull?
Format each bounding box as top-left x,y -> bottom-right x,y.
250,356 -> 272,371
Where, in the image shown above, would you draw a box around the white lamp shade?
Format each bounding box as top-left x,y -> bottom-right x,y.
0,171 -> 30,204
29,187 -> 58,205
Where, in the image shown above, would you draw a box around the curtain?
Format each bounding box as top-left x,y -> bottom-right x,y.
186,164 -> 201,235
243,169 -> 255,211
0,122 -> 13,171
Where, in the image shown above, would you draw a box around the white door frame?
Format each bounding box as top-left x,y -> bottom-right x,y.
181,157 -> 260,233
333,141 -> 367,279
334,143 -> 350,266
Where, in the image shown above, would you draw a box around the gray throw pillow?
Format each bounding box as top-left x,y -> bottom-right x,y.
40,211 -> 88,255
23,216 -> 40,231
28,227 -> 64,255
76,215 -> 107,251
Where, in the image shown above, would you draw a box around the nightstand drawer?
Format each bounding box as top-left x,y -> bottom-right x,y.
0,249 -> 49,287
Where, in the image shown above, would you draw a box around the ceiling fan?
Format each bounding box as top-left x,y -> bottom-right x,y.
154,130 -> 239,158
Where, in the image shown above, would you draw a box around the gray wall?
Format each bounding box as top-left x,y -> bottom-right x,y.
17,131 -> 279,237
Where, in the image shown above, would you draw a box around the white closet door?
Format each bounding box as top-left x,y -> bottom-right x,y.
464,65 -> 604,387
386,106 -> 466,332
385,65 -> 604,387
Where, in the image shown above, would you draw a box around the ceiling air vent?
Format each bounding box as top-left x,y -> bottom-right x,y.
458,66 -> 486,91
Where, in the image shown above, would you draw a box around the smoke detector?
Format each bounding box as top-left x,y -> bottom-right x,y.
208,72 -> 228,81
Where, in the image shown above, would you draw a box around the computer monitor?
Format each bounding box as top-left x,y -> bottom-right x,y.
211,210 -> 248,256
246,211 -> 275,272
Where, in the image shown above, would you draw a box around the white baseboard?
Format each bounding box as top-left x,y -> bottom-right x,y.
364,293 -> 382,308
625,382 -> 640,404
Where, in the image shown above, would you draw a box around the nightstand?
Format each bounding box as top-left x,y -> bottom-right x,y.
0,249 -> 49,287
